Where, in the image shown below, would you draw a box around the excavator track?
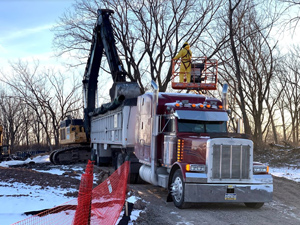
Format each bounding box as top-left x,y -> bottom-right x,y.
50,145 -> 91,165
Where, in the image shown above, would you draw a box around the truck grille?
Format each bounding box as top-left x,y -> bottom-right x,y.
212,144 -> 250,180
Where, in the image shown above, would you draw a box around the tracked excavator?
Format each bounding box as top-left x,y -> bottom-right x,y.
50,9 -> 140,165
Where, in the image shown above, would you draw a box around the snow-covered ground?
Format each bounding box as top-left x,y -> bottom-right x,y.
0,155 -> 299,225
269,167 -> 300,183
0,156 -> 142,225
0,181 -> 77,224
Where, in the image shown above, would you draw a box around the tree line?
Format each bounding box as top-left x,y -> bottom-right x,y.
0,62 -> 81,153
0,0 -> 300,152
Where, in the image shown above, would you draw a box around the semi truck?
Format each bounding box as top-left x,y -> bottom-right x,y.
53,8 -> 273,208
90,81 -> 273,208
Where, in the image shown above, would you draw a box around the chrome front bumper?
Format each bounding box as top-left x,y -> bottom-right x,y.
184,173 -> 273,203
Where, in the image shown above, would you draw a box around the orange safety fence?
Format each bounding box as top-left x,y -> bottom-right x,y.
12,160 -> 130,225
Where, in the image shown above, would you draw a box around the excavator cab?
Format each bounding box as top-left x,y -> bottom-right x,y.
171,56 -> 218,90
59,118 -> 87,145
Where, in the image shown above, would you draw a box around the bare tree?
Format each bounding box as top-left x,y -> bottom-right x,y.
1,61 -> 82,150
0,91 -> 24,152
53,0 -> 223,93
215,0 -> 282,148
280,0 -> 300,32
274,68 -> 289,144
227,0 -> 252,136
281,48 -> 300,144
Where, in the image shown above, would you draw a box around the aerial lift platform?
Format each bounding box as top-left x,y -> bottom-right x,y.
171,56 -> 218,91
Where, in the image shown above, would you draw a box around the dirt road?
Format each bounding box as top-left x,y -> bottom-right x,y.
130,176 -> 300,225
2,162 -> 299,224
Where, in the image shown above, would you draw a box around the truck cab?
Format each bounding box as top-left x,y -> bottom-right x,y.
134,91 -> 273,208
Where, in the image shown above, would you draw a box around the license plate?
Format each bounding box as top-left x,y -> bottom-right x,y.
225,193 -> 236,200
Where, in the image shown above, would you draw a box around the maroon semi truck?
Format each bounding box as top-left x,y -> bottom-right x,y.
132,82 -> 273,208
90,80 -> 273,209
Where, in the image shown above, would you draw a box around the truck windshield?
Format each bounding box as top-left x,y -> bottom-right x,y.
177,119 -> 227,133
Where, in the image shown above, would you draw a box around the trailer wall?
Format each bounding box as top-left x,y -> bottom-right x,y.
90,105 -> 137,148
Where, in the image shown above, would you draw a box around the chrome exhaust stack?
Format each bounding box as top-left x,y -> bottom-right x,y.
150,80 -> 158,185
222,83 -> 228,111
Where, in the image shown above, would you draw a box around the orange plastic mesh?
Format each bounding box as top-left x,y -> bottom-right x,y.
12,160 -> 130,225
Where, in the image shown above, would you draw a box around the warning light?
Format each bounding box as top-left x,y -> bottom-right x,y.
186,164 -> 190,171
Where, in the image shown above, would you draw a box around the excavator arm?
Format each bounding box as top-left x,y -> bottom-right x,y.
82,9 -> 138,141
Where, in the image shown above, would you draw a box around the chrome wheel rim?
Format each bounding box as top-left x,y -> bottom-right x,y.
171,176 -> 183,202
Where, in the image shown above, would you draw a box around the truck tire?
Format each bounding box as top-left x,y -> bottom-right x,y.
171,169 -> 188,209
244,202 -> 264,209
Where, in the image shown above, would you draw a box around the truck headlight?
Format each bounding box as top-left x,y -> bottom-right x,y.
186,164 -> 206,172
253,165 -> 269,174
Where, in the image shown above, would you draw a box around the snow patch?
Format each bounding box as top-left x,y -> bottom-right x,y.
270,167 -> 300,183
0,155 -> 49,168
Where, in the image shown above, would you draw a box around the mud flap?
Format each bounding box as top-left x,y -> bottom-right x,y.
166,191 -> 173,202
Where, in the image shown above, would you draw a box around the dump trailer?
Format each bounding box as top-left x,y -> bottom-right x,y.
90,97 -> 141,177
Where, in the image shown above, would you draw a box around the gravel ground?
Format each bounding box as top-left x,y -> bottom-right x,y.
1,148 -> 300,224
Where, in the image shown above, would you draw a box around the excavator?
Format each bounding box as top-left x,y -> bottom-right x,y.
50,9 -> 140,165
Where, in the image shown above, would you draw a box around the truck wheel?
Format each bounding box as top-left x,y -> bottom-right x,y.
244,203 -> 264,209
171,169 -> 187,208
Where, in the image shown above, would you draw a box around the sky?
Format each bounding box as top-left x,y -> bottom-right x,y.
0,0 -> 299,69
0,1 -> 299,71
0,0 -> 75,75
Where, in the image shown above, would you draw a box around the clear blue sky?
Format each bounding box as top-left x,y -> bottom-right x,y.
0,0 -> 74,72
